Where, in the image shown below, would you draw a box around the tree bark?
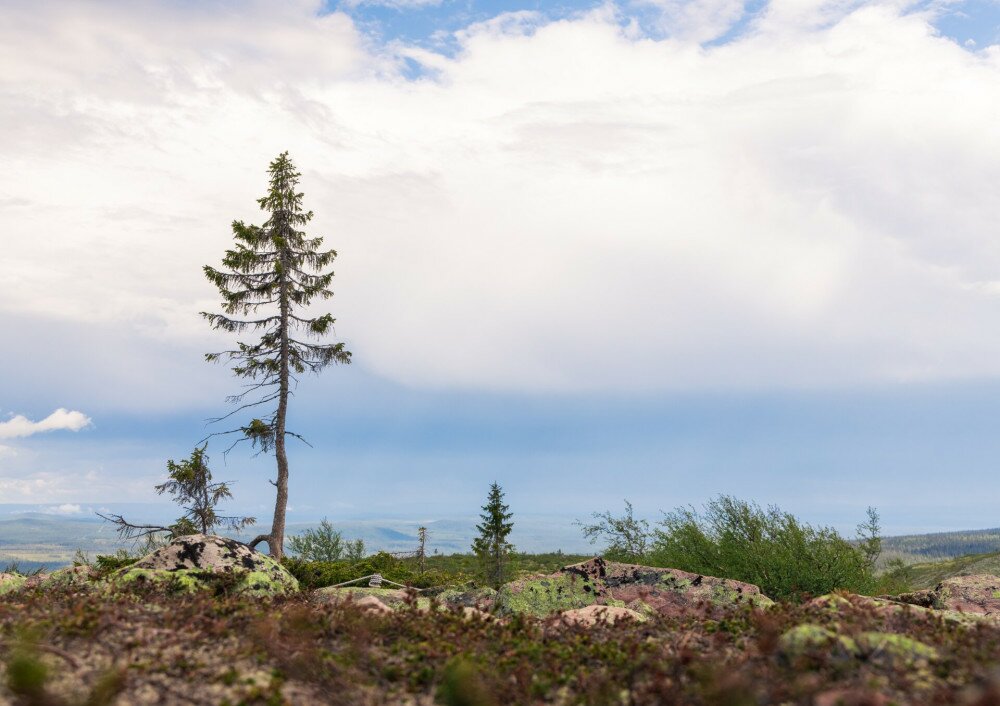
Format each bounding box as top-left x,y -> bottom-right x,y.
269,222 -> 291,561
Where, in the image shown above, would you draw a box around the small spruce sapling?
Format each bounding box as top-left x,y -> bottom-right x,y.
472,482 -> 515,590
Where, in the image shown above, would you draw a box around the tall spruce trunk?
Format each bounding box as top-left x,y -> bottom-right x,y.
270,236 -> 291,560
205,153 -> 351,557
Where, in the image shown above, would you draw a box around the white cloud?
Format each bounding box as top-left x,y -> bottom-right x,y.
0,410 -> 92,440
2,0 -> 1000,401
343,0 -> 443,9
0,445 -> 16,458
41,503 -> 84,516
637,0 -> 750,42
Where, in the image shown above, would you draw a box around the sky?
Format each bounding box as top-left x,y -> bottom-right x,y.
1,0 -> 1000,541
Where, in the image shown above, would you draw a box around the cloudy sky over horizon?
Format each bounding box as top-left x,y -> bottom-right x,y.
2,0 -> 1000,536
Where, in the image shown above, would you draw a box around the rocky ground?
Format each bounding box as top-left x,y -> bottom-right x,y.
2,536 -> 1000,704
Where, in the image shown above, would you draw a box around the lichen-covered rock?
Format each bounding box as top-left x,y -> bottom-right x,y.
435,585 -> 497,610
566,557 -> 773,616
889,575 -> 1000,617
779,623 -> 938,672
559,605 -> 645,627
111,534 -> 297,596
807,592 -> 989,629
0,573 -> 27,595
495,572 -> 599,617
495,557 -> 771,619
779,624 -> 860,661
855,632 -> 938,666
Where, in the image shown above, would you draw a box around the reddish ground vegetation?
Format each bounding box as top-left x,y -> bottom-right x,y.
2,585 -> 1000,705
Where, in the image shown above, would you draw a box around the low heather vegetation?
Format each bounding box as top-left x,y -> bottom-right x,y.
4,583 -> 1000,705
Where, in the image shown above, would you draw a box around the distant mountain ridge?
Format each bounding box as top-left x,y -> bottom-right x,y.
0,509 -> 595,570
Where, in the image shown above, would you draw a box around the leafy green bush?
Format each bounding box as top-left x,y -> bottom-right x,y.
577,500 -> 651,562
286,518 -> 365,562
282,551 -> 467,590
646,496 -> 881,601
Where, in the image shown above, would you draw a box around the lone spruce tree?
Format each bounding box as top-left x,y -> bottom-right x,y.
203,152 -> 351,559
472,482 -> 514,589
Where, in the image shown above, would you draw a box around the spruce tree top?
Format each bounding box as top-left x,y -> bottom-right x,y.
476,482 -> 513,542
202,151 -> 351,449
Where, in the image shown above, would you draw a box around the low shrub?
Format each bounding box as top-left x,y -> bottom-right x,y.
286,518 -> 366,562
648,496 -> 881,601
583,495 -> 893,602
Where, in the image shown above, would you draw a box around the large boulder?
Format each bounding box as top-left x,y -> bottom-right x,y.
111,534 -> 298,596
495,557 -> 772,618
889,575 -> 1000,617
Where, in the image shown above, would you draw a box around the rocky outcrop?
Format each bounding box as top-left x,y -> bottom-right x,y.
495,557 -> 773,618
111,534 -> 298,596
808,592 -> 993,628
889,575 -> 1000,617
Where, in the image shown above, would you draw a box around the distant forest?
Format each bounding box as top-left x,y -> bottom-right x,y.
880,528 -> 1000,562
